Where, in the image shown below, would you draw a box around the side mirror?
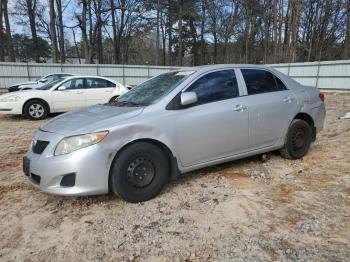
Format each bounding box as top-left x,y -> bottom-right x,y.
39,79 -> 48,83
57,86 -> 66,91
181,92 -> 198,106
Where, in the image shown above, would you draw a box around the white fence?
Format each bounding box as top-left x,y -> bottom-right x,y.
270,60 -> 350,90
0,63 -> 181,89
1,59 -> 350,90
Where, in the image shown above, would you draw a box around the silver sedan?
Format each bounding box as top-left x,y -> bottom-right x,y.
23,64 -> 326,202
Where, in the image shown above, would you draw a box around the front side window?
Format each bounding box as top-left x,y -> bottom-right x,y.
116,71 -> 194,106
185,69 -> 239,106
60,78 -> 84,90
241,69 -> 286,95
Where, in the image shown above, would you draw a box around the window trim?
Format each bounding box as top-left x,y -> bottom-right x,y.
54,78 -> 86,90
238,68 -> 289,96
167,68 -> 243,110
85,77 -> 112,89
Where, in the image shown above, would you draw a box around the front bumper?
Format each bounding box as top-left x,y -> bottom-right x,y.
0,101 -> 22,114
24,129 -> 114,196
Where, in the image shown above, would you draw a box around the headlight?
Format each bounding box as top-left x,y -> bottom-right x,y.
0,95 -> 21,102
54,131 -> 108,156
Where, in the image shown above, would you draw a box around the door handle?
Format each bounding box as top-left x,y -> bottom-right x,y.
233,104 -> 247,112
283,96 -> 293,103
75,91 -> 84,94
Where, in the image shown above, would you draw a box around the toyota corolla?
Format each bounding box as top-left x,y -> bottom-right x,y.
23,65 -> 326,202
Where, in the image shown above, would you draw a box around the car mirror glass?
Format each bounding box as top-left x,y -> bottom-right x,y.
181,92 -> 198,106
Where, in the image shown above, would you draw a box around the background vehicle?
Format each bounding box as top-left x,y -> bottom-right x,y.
24,65 -> 325,202
8,73 -> 75,92
0,76 -> 128,120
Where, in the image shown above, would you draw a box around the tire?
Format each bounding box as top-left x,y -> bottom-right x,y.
109,96 -> 119,103
110,142 -> 170,203
23,99 -> 49,120
280,119 -> 312,160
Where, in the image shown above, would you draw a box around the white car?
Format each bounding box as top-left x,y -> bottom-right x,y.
0,76 -> 128,120
8,73 -> 75,92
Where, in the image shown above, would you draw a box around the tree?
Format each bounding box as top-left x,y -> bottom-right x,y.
49,0 -> 59,62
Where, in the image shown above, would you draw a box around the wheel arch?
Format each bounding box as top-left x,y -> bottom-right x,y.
22,98 -> 50,115
108,138 -> 180,191
293,112 -> 316,141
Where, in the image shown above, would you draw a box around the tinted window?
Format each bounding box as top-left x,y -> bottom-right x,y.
106,80 -> 116,87
241,69 -> 286,95
86,78 -> 110,88
60,79 -> 84,90
186,70 -> 239,105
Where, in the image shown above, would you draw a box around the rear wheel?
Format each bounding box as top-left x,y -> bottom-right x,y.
109,96 -> 119,103
110,142 -> 169,202
280,119 -> 312,160
23,99 -> 49,120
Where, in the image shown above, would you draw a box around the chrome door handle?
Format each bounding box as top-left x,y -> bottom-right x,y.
233,105 -> 247,112
283,96 -> 293,103
75,91 -> 84,94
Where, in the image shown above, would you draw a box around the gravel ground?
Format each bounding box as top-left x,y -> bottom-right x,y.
0,92 -> 349,262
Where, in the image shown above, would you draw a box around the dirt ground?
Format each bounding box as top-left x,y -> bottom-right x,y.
0,92 -> 349,262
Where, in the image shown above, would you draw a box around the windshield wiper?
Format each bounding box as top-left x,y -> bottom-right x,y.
108,100 -> 143,107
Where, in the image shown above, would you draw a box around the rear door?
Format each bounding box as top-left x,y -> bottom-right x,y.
85,78 -> 116,106
239,68 -> 299,149
173,69 -> 249,167
50,78 -> 86,112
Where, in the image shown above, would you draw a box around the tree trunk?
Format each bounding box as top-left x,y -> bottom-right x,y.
49,0 -> 59,63
4,0 -> 15,62
56,0 -> 65,63
80,0 -> 90,63
200,0 -> 205,64
177,0 -> 183,66
26,0 -> 39,62
167,0 -> 173,65
71,28 -> 81,64
110,0 -> 118,63
155,0 -> 160,65
344,0 -> 350,59
189,13 -> 197,66
0,0 -> 4,61
116,0 -> 126,64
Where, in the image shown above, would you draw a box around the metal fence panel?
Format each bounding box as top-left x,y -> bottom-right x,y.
0,60 -> 349,90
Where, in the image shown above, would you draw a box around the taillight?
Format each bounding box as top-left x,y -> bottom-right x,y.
319,92 -> 325,102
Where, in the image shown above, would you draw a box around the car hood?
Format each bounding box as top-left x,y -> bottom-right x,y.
16,81 -> 38,86
40,105 -> 144,136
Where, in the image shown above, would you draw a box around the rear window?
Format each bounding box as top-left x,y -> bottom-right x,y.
241,69 -> 286,95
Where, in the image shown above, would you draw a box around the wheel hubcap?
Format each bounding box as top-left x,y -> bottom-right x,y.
126,157 -> 155,188
292,128 -> 305,150
29,104 -> 44,118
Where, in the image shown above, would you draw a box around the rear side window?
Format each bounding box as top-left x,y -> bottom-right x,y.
186,70 -> 239,106
86,78 -> 111,88
241,69 -> 286,95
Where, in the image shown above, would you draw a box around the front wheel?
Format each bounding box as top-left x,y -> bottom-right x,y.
23,99 -> 49,120
280,119 -> 312,160
110,142 -> 169,203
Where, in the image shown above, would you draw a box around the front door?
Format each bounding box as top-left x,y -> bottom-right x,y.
50,78 -> 86,112
173,69 -> 249,167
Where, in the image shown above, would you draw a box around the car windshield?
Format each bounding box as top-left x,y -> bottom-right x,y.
37,79 -> 63,90
113,71 -> 195,106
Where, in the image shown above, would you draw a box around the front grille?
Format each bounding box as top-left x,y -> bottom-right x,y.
32,140 -> 49,154
31,173 -> 41,185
